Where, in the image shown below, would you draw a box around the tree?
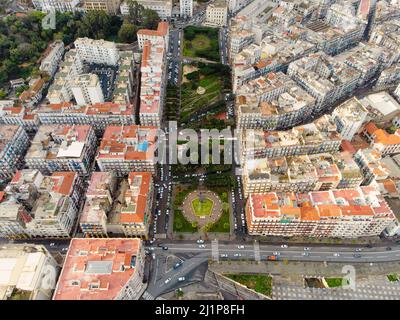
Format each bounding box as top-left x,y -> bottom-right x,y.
143,8 -> 160,29
0,89 -> 7,99
118,22 -> 137,43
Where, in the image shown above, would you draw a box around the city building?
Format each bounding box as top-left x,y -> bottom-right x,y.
240,115 -> 341,160
362,122 -> 400,155
395,83 -> 400,101
0,170 -> 83,238
376,63 -> 400,88
79,172 -> 153,239
354,148 -> 390,185
25,125 -> 97,175
287,52 -> 361,112
96,125 -> 157,176
246,186 -> 397,238
120,0 -> 172,20
332,151 -> 364,189
18,77 -> 46,108
74,38 -> 120,66
82,0 -> 121,14
332,97 -> 368,141
40,41 -> 65,78
205,0 -> 228,27
36,102 -> 135,136
137,21 -> 169,50
0,125 -> 30,180
70,74 -> 105,106
53,238 -> 146,300
360,91 -> 400,125
32,0 -> 81,12
139,40 -> 166,126
236,72 -> 316,130
0,103 -> 40,133
180,0 -> 193,18
0,244 -> 58,300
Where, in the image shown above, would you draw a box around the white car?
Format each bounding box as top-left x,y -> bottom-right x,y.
234,253 -> 241,257
281,244 -> 288,248
165,278 -> 172,284
196,240 -> 204,244
304,247 -> 311,251
199,244 -> 206,248
273,252 -> 280,256
220,254 -> 228,258
237,245 -> 244,249
152,253 -> 156,260
178,277 -> 185,282
50,243 -> 55,247
333,253 -> 340,257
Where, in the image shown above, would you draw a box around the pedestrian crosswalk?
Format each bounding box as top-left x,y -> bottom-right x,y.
142,291 -> 155,300
253,241 -> 260,262
212,239 -> 219,261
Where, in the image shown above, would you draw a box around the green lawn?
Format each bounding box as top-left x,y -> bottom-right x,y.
183,26 -> 220,62
173,209 -> 198,233
224,274 -> 273,297
208,208 -> 230,232
192,198 -> 214,216
387,274 -> 399,282
325,278 -> 349,288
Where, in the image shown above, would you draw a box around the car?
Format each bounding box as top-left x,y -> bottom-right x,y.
174,261 -> 183,269
366,244 -> 373,248
304,247 -> 311,251
199,244 -> 206,248
196,239 -> 204,244
165,278 -> 172,284
355,248 -> 362,252
273,252 -> 280,256
386,247 -> 392,251
62,247 -> 68,252
333,253 -> 340,257
178,277 -> 185,282
281,244 -> 288,248
233,253 -> 241,257
353,254 -> 362,258
50,243 -> 55,247
220,254 -> 228,258
162,246 -> 168,250
152,253 -> 156,260
302,252 -> 310,256
237,245 -> 244,249
148,247 -> 155,251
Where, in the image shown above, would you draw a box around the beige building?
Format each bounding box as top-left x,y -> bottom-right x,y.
205,0 -> 228,27
70,74 -> 105,106
0,244 -> 58,300
83,0 -> 121,14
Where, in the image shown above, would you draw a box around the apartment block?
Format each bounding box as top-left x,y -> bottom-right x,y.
205,0 -> 228,27
25,125 -> 97,175
82,0 -> 121,14
287,52 -> 360,112
79,172 -> 117,237
40,41 -> 65,78
354,148 -> 390,186
0,104 -> 40,133
0,244 -> 58,300
376,63 -> 400,88
332,151 -> 364,189
332,97 -> 368,141
53,238 -> 146,300
362,122 -> 400,156
180,0 -> 193,18
32,0 -> 80,12
96,125 -> 157,176
0,169 -> 83,238
18,77 -> 46,108
246,186 -> 397,238
241,115 -> 341,160
70,74 -> 105,106
74,37 -> 120,66
121,0 -> 172,20
360,91 -> 400,125
236,72 -> 316,130
37,102 -> 135,136
0,125 -> 30,180
137,21 -> 169,50
139,40 -> 166,126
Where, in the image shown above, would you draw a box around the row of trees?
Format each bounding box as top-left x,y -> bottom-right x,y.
0,5 -> 160,88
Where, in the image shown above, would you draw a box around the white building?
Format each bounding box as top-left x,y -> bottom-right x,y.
70,74 -> 104,106
205,0 -> 228,27
0,125 -> 30,180
332,97 -> 368,141
74,38 -> 120,66
137,22 -> 169,51
40,41 -> 65,78
120,0 -> 172,20
0,244 -> 58,300
180,0 -> 193,18
32,0 -> 81,12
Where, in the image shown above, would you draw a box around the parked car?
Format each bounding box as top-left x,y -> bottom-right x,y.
165,278 -> 171,284
178,277 -> 185,282
196,239 -> 204,244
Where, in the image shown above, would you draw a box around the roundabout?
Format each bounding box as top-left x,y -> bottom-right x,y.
181,190 -> 223,229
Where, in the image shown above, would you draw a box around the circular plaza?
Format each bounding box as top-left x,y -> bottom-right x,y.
181,190 -> 223,229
